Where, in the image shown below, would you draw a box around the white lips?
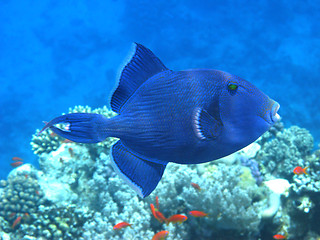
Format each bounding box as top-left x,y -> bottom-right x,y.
271,102 -> 281,123
273,112 -> 281,122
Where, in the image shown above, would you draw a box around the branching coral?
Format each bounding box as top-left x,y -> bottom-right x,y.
256,126 -> 314,179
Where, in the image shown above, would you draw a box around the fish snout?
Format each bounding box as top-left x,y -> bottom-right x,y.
270,101 -> 281,123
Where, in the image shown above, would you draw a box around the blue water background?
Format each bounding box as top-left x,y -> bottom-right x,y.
0,0 -> 319,179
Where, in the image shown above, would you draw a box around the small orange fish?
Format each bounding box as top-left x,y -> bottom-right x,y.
273,234 -> 287,239
113,221 -> 132,230
12,157 -> 23,161
150,204 -> 162,222
24,174 -> 28,179
189,210 -> 208,217
191,182 -> 202,191
9,212 -> 16,218
166,214 -> 187,225
293,166 -> 308,175
155,210 -> 167,223
62,139 -> 73,143
156,196 -> 160,209
10,161 -> 23,168
12,216 -> 22,229
35,190 -> 40,195
152,230 -> 169,240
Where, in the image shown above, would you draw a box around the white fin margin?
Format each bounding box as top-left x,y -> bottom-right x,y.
193,107 -> 206,140
109,147 -> 144,198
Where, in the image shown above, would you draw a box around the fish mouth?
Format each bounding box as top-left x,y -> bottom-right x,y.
270,101 -> 281,123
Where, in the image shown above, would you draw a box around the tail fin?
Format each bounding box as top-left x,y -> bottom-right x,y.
39,113 -> 109,143
303,166 -> 309,175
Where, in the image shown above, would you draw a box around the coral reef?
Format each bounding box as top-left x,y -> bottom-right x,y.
0,164 -> 93,240
256,125 -> 314,179
152,162 -> 268,238
30,129 -> 62,155
20,204 -> 93,240
80,159 -> 268,239
25,136 -> 273,239
253,124 -> 320,240
239,155 -> 263,185
15,110 -> 320,239
0,164 -> 46,232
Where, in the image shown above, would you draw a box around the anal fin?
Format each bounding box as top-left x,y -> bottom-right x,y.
110,141 -> 167,198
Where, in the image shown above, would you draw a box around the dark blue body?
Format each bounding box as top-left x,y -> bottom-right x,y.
109,69 -> 228,164
40,43 -> 280,197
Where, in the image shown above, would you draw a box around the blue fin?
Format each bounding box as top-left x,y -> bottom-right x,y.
111,43 -> 169,113
110,141 -> 167,198
193,108 -> 222,140
39,113 -> 109,143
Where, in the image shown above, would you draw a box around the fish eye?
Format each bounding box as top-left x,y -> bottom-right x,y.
227,82 -> 238,95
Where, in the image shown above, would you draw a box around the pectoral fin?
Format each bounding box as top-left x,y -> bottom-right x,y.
193,108 -> 222,140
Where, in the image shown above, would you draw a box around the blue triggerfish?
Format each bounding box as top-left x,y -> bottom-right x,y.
39,43 -> 280,198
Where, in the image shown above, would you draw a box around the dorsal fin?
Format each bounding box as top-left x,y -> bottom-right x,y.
111,43 -> 169,113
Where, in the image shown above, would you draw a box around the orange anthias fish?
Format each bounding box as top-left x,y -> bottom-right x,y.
12,157 -> 23,161
155,210 -> 167,223
10,161 -> 23,168
293,166 -> 308,175
150,204 -> 161,222
113,221 -> 132,230
152,230 -> 169,240
191,182 -> 202,191
189,210 -> 208,217
12,216 -> 22,229
273,233 -> 287,239
166,214 -> 188,225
